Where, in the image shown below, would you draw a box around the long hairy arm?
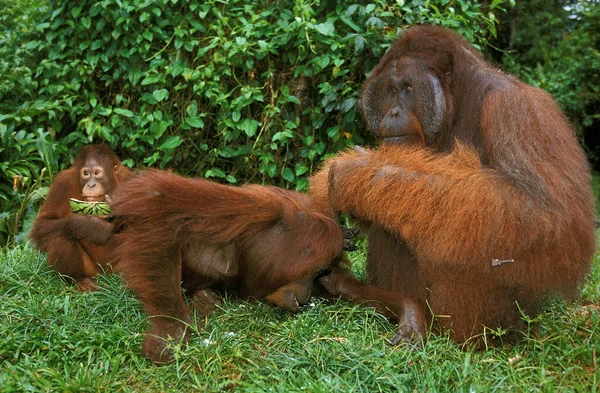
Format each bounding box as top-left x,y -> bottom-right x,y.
319,144 -> 549,270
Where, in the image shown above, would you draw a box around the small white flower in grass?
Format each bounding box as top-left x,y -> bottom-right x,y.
225,332 -> 235,337
309,302 -> 316,307
203,339 -> 213,346
508,354 -> 522,365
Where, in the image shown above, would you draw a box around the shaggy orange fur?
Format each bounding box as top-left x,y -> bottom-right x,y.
110,169 -> 345,363
311,25 -> 596,346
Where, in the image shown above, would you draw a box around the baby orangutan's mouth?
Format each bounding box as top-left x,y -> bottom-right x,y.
81,195 -> 106,202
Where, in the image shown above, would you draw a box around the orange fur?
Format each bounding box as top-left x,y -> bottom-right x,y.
310,26 -> 596,345
110,169 -> 344,363
29,145 -> 132,291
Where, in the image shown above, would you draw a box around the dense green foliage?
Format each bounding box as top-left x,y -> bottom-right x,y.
491,0 -> 600,164
1,243 -> 599,392
0,0 -> 507,245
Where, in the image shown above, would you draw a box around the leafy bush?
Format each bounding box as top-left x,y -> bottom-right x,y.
0,0 -> 508,245
494,0 -> 600,163
0,127 -> 57,245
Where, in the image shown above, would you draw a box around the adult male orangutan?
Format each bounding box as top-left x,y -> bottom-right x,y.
311,25 -> 596,347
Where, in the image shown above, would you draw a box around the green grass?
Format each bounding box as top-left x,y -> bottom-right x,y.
1,242 -> 599,393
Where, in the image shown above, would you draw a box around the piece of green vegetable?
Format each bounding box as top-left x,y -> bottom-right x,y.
69,198 -> 112,216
